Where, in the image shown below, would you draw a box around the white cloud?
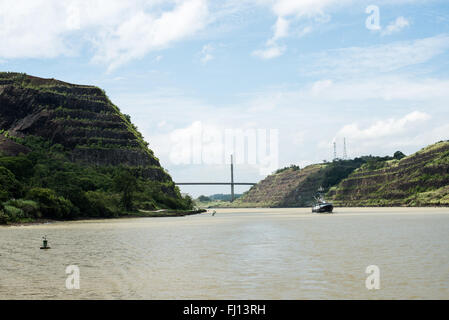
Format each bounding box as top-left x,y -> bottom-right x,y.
255,16 -> 290,60
93,0 -> 209,71
382,16 -> 410,36
272,16 -> 289,41
253,0 -> 346,59
329,111 -> 449,157
301,34 -> 449,76
253,45 -> 285,59
338,111 -> 431,140
0,0 -> 209,70
271,0 -> 347,18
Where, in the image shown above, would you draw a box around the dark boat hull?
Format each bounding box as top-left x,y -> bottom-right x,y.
312,203 -> 334,213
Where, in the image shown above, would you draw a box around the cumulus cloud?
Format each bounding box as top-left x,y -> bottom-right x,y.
271,16 -> 289,42
0,0 -> 209,70
253,45 -> 285,59
253,0 -> 349,59
338,111 -> 431,140
382,16 -> 410,36
329,111 -> 444,157
254,16 -> 289,60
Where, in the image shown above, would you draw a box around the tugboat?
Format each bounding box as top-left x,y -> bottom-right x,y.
312,187 -> 334,214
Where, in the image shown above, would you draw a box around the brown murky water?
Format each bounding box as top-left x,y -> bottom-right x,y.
1,208 -> 448,299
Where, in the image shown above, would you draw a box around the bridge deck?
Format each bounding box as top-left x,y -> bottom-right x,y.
175,182 -> 256,186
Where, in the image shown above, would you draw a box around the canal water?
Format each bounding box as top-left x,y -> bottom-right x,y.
1,208 -> 448,299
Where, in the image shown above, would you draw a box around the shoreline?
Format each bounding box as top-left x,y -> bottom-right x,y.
1,208 -> 208,227
3,206 -> 447,227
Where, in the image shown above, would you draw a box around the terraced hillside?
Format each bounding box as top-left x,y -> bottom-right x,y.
0,72 -> 192,224
0,72 -> 167,178
329,141 -> 449,206
235,164 -> 326,207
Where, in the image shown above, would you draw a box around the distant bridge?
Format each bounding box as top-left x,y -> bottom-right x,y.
174,155 -> 256,202
176,183 -> 256,186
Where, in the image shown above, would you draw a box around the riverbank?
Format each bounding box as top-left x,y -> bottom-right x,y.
0,209 -> 208,226
198,200 -> 449,209
132,208 -> 207,217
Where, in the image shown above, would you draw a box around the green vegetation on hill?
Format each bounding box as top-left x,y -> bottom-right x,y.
0,73 -> 193,224
233,154 -> 411,208
329,141 -> 449,207
0,134 -> 193,224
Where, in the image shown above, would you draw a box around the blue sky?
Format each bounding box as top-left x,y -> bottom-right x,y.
1,0 -> 449,196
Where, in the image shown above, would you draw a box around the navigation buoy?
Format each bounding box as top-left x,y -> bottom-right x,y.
40,236 -> 51,250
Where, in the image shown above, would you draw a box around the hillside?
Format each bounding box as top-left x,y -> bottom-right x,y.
0,72 -> 192,224
232,146 -> 448,208
0,72 -> 159,166
329,141 -> 449,206
235,164 -> 325,207
235,158 -> 369,207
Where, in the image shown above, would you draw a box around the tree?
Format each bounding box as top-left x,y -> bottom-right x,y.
394,151 -> 406,160
27,188 -> 74,219
114,169 -> 137,211
182,194 -> 194,210
0,166 -> 23,200
197,195 -> 211,202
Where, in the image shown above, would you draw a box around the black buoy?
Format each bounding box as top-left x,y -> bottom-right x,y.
40,236 -> 51,250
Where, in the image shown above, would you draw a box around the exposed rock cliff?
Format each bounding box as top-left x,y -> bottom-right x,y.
235,164 -> 326,207
0,72 -> 171,182
0,72 -> 181,192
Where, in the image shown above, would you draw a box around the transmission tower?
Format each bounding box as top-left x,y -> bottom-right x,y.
343,138 -> 348,160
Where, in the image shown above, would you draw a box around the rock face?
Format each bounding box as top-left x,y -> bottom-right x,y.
0,135 -> 31,156
0,72 -> 172,183
236,165 -> 326,207
329,141 -> 449,206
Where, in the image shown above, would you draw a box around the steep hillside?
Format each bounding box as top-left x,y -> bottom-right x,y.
0,72 -> 192,224
235,164 -> 326,207
0,72 -> 157,166
233,156 -> 410,208
329,141 -> 449,206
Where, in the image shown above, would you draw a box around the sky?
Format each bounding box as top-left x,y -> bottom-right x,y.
1,0 -> 449,197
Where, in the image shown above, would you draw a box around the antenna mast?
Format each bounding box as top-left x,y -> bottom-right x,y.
343,138 -> 348,160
